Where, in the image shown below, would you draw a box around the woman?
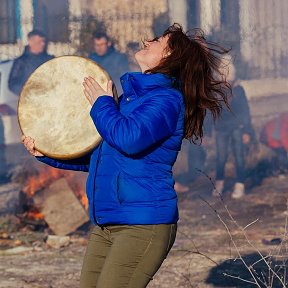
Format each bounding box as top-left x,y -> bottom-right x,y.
22,24 -> 230,288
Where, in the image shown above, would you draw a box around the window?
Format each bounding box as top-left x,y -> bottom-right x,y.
0,0 -> 17,44
33,0 -> 69,43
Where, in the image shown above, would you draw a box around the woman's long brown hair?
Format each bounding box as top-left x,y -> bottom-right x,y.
146,23 -> 231,143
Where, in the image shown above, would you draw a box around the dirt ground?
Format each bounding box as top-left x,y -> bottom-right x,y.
1,171 -> 288,288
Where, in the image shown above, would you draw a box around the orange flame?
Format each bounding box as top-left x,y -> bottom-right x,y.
81,194 -> 89,210
26,211 -> 44,220
23,166 -> 63,197
23,167 -> 88,212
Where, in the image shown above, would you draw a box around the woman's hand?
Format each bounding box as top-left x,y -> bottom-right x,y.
83,76 -> 113,106
21,135 -> 44,157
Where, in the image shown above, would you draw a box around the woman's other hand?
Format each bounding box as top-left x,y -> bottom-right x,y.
21,135 -> 44,157
83,76 -> 113,106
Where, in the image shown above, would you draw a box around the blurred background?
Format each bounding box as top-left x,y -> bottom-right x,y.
0,1 -> 288,287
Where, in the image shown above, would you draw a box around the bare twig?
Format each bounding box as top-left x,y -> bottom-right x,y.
243,219 -> 259,230
196,168 -> 287,287
177,230 -> 219,265
223,273 -> 259,285
199,195 -> 261,287
224,204 -> 286,286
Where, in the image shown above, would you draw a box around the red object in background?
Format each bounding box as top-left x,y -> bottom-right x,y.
260,112 -> 288,151
0,104 -> 16,116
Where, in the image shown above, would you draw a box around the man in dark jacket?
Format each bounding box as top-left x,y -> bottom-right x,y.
89,32 -> 129,94
8,30 -> 54,95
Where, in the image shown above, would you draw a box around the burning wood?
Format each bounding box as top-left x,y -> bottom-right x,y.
33,178 -> 89,236
23,166 -> 64,197
10,160 -> 90,235
23,165 -> 89,210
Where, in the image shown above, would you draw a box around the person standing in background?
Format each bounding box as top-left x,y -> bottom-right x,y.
89,31 -> 130,94
8,30 -> 54,96
212,61 -> 254,199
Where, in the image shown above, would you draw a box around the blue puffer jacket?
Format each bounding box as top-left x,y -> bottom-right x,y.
36,72 -> 185,225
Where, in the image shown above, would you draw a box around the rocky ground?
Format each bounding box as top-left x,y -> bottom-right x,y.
1,171 -> 288,288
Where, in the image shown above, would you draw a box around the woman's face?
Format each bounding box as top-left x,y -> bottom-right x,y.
135,35 -> 170,72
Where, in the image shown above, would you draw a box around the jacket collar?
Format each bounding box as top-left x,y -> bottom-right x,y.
120,72 -> 178,97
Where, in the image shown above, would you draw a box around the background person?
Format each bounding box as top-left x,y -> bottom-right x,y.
89,31 -> 130,94
8,30 -> 54,96
212,61 -> 254,199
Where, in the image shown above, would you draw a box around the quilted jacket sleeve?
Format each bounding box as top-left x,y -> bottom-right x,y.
35,151 -> 92,172
90,90 -> 182,155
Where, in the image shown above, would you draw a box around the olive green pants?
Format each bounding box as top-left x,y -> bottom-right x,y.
80,224 -> 177,288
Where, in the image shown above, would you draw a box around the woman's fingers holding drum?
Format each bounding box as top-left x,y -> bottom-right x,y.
83,82 -> 92,99
21,134 -> 30,143
83,76 -> 113,106
23,136 -> 35,152
83,77 -> 103,106
83,89 -> 92,105
86,77 -> 102,96
89,77 -> 113,97
87,76 -> 101,91
84,77 -> 97,94
21,135 -> 44,157
83,79 -> 93,93
22,135 -> 33,147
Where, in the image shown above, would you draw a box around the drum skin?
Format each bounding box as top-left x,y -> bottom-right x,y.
18,55 -> 116,160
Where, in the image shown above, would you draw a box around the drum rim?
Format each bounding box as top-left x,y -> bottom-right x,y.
17,55 -> 118,160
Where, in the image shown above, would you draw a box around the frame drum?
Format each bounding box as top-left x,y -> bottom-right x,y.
18,55 -> 117,159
